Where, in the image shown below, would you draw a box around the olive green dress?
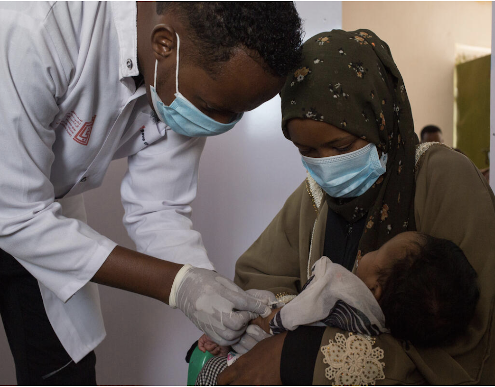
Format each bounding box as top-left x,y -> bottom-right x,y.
234,143 -> 495,384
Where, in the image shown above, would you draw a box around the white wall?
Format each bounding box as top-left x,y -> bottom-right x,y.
343,1 -> 492,147
193,1 -> 343,282
0,2 -> 341,385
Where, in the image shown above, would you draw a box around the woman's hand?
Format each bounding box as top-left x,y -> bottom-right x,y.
217,331 -> 287,385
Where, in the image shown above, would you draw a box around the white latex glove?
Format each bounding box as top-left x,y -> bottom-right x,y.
230,289 -> 281,354
245,289 -> 284,317
231,324 -> 272,354
169,265 -> 271,346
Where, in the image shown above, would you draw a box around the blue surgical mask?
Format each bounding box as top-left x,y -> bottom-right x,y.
150,33 -> 243,137
302,143 -> 387,198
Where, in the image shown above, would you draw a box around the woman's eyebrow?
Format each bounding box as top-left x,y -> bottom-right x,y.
322,135 -> 356,147
292,135 -> 356,148
292,141 -> 311,148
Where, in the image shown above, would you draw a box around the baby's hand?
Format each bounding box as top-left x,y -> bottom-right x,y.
198,334 -> 230,357
250,307 -> 282,334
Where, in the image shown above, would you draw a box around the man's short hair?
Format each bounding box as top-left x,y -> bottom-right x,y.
420,125 -> 442,141
156,2 -> 303,77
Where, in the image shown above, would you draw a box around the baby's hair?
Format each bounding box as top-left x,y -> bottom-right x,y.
377,233 -> 479,347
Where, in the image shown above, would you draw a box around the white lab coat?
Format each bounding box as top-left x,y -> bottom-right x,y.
0,2 -> 214,362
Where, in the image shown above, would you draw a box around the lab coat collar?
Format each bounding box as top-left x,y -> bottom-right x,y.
110,2 -> 140,83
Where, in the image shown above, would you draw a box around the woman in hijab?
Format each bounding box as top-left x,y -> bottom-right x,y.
216,29 -> 495,385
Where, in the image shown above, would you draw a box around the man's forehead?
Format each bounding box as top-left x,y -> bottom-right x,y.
195,53 -> 284,113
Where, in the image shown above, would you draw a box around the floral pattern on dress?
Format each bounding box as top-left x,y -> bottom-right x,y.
358,31 -> 372,38
350,35 -> 369,45
378,112 -> 386,131
317,36 -> 330,45
294,67 -> 311,82
380,204 -> 389,221
302,107 -> 324,121
321,333 -> 385,386
314,58 -> 323,64
366,216 -> 374,230
348,61 -> 368,78
329,83 -> 349,99
372,176 -> 384,189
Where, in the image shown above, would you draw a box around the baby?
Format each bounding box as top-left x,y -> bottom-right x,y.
198,231 -> 479,357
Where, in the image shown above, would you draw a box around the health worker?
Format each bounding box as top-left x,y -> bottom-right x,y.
0,2 -> 303,384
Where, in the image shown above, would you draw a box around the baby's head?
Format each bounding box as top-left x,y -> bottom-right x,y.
356,231 -> 479,347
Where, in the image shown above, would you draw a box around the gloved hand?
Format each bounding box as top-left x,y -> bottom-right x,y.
169,265 -> 272,346
245,289 -> 284,317
232,290 -> 285,354
231,324 -> 272,354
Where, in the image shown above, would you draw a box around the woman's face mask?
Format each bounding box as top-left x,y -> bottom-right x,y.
287,119 -> 387,198
150,33 -> 243,137
302,143 -> 387,198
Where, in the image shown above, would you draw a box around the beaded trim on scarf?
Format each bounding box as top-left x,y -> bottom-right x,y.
307,220 -> 318,279
415,142 -> 452,171
306,171 -> 324,214
275,292 -> 297,305
306,172 -> 325,278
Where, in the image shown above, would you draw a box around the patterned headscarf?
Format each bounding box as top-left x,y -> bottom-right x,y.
281,29 -> 419,262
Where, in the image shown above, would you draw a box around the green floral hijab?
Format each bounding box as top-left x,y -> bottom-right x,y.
281,29 -> 419,261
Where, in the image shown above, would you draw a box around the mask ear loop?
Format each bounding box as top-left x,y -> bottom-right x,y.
154,60 -> 158,89
175,33 -> 180,94
153,33 -> 180,93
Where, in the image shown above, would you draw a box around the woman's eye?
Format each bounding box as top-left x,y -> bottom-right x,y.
335,144 -> 353,152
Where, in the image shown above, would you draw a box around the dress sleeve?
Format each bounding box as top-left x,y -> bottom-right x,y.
0,10 -> 117,302
308,145 -> 495,385
234,182 -> 311,296
121,131 -> 214,270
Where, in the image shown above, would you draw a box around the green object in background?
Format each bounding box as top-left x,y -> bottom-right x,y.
187,346 -> 214,386
454,54 -> 490,169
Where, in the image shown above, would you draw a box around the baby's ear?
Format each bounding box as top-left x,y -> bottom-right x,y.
370,283 -> 383,301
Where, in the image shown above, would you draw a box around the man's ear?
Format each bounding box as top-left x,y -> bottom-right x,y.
151,24 -> 176,61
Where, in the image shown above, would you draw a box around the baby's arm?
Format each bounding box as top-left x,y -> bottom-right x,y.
250,308 -> 282,334
263,257 -> 387,336
198,334 -> 230,357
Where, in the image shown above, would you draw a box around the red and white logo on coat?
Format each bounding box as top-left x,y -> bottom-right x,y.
59,111 -> 96,146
